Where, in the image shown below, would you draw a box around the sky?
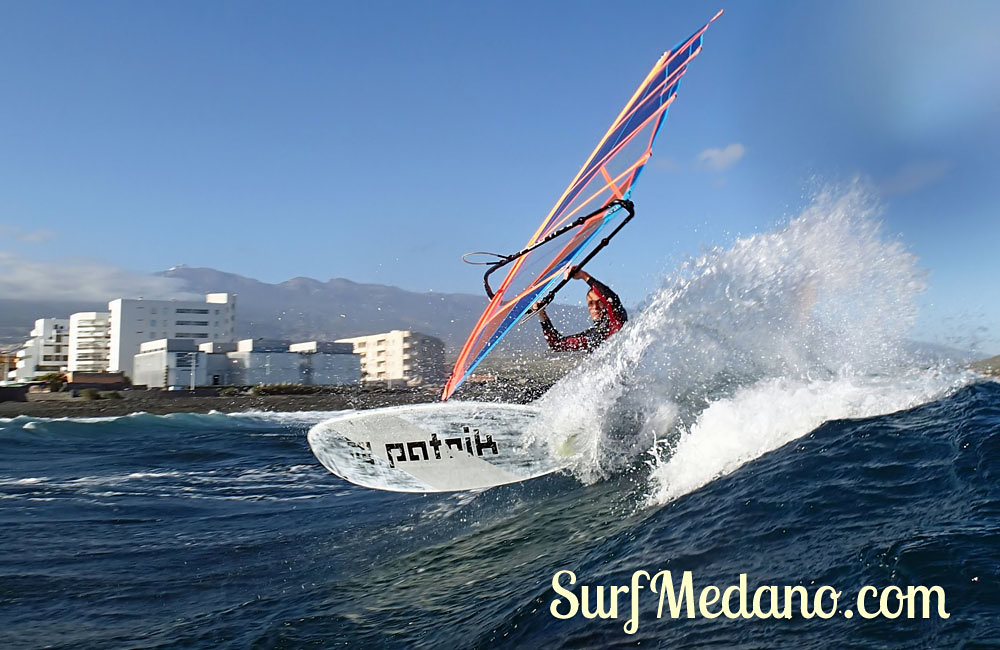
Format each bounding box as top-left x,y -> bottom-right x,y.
2,0 -> 998,353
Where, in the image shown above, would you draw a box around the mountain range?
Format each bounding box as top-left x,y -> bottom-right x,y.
0,266 -> 592,354
1,267 -> 986,369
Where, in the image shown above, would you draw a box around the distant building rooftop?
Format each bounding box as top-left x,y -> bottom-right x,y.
236,338 -> 290,353
140,338 -> 198,353
289,341 -> 353,354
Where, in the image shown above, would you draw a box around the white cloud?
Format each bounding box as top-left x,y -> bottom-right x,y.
878,160 -> 953,196
696,143 -> 746,171
0,225 -> 58,243
0,252 -> 198,302
18,229 -> 57,243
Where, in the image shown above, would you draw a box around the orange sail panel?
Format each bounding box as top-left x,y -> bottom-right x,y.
441,10 -> 722,401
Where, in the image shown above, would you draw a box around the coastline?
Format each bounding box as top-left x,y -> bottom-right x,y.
0,380 -> 551,419
970,354 -> 1000,377
0,390 -> 432,419
6,354 -> 994,420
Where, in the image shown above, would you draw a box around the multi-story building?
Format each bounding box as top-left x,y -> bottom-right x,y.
287,341 -> 360,386
0,351 -> 17,384
225,338 -> 302,385
335,330 -> 445,385
132,339 -> 207,389
68,312 -> 111,372
226,339 -> 360,386
11,318 -> 70,382
109,293 -> 236,378
132,338 -> 360,389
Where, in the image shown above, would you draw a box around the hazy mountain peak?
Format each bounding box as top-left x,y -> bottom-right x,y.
1,266 -> 580,352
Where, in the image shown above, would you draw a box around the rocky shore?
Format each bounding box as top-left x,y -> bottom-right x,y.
8,353 -> 993,420
970,355 -> 1000,377
0,378 -> 553,419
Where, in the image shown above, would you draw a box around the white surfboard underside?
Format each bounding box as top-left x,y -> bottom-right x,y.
308,402 -> 565,493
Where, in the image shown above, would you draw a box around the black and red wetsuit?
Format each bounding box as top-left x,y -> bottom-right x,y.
540,277 -> 628,352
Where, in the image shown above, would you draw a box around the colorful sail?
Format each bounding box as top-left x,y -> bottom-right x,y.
441,10 -> 722,401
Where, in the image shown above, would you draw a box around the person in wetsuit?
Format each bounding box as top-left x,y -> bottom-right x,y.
535,269 -> 628,351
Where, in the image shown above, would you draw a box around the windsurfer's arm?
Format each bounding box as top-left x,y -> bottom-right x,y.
538,309 -> 592,351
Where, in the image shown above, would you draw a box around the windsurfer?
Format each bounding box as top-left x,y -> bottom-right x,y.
535,268 -> 628,351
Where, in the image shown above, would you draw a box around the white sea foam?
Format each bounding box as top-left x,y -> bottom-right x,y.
0,408 -> 348,430
0,476 -> 48,485
0,465 -> 340,505
532,181 -> 964,501
649,372 -> 967,503
227,410 -> 351,426
68,471 -> 184,486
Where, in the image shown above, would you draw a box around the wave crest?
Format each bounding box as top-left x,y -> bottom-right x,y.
535,182 -> 962,496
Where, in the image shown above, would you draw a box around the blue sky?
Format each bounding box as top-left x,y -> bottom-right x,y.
2,1 -> 997,353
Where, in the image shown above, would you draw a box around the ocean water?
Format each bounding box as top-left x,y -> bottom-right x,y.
3,185 -> 999,648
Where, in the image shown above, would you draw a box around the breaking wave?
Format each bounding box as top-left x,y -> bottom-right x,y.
535,182 -> 970,500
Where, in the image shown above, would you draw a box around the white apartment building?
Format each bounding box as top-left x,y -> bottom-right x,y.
109,293 -> 236,379
287,341 -> 359,386
335,330 -> 445,385
133,338 -> 360,388
68,312 -> 111,372
226,339 -> 360,386
225,338 -> 301,385
133,339 -> 207,390
11,318 -> 70,382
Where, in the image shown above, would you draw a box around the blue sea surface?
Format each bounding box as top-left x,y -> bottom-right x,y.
1,381 -> 998,648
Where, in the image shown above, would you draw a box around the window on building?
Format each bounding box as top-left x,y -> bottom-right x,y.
150,320 -> 157,326
176,308 -> 210,314
176,321 -> 209,326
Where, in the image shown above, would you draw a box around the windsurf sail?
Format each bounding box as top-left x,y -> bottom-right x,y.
441,10 -> 723,401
